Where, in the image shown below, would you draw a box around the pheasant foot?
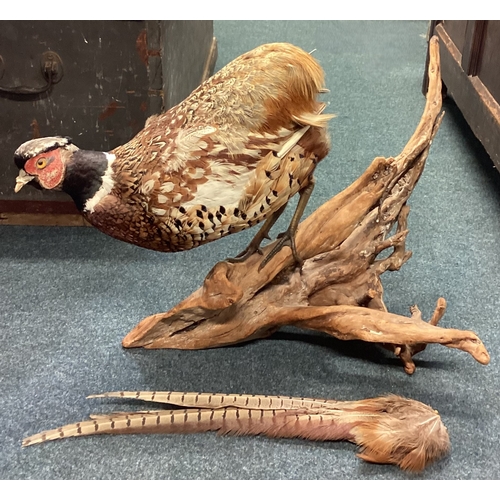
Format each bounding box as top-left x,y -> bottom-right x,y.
227,205 -> 286,265
258,177 -> 315,270
259,228 -> 303,270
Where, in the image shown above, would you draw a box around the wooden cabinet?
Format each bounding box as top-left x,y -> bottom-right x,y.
425,21 -> 500,171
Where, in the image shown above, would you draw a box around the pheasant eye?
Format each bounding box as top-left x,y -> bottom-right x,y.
36,157 -> 47,169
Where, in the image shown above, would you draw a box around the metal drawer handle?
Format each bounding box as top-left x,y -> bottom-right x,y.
0,51 -> 63,96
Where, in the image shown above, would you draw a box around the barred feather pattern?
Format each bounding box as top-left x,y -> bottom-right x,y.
83,43 -> 333,252
22,391 -> 449,472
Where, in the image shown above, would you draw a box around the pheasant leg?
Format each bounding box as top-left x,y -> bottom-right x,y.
227,204 -> 287,263
259,177 -> 316,270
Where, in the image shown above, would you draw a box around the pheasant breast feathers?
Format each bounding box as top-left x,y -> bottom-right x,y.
98,43 -> 333,252
14,43 -> 334,255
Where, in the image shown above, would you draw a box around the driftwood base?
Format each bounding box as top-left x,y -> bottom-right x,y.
122,37 -> 490,374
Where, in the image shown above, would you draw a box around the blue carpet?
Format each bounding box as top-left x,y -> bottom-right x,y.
1,21 -> 499,479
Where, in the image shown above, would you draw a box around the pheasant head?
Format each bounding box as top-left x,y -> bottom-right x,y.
14,136 -> 115,211
14,136 -> 77,192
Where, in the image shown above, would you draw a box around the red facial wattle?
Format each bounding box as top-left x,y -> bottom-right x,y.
24,150 -> 65,190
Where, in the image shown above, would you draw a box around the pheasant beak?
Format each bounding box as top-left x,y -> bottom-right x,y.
14,169 -> 35,193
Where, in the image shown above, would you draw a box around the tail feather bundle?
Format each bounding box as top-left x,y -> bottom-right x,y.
22,391 -> 450,472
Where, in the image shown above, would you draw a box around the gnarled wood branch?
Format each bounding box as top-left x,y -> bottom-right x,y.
122,37 -> 490,374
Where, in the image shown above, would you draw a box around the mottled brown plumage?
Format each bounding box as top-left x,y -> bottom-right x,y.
14,43 -> 333,263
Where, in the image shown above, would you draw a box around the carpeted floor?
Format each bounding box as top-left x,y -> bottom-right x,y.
1,20 -> 499,480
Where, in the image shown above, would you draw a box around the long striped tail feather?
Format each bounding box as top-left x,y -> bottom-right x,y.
23,392 -> 450,472
87,390 -> 338,411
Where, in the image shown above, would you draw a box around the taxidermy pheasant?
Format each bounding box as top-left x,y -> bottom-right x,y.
13,43 -> 333,267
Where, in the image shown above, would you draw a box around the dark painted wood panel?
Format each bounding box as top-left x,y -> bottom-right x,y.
0,213 -> 89,226
461,20 -> 487,76
0,200 -> 79,214
161,21 -> 214,109
435,23 -> 500,168
443,20 -> 468,54
477,20 -> 500,105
